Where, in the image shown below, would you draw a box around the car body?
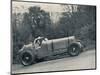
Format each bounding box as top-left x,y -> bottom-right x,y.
18,36 -> 83,66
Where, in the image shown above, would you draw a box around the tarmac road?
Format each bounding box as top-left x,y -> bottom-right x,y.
12,49 -> 96,74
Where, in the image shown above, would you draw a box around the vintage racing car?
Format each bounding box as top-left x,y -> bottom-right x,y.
18,36 -> 83,66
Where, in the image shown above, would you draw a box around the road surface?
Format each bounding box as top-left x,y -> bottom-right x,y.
12,49 -> 96,74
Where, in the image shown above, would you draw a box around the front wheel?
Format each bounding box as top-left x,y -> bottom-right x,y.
19,50 -> 35,66
67,44 -> 81,56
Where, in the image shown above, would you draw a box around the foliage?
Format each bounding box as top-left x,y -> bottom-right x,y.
12,6 -> 52,63
57,5 -> 96,48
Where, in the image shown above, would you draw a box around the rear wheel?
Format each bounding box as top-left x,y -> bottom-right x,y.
68,44 -> 81,56
19,50 -> 35,66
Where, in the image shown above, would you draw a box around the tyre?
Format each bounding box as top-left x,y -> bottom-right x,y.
19,50 -> 35,66
67,44 -> 81,56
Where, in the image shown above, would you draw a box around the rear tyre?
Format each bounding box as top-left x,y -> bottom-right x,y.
68,44 -> 81,56
19,50 -> 35,66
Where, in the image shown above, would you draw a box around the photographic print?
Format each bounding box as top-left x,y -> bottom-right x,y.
11,0 -> 96,74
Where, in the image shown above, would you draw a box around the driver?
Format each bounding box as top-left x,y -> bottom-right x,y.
34,36 -> 48,49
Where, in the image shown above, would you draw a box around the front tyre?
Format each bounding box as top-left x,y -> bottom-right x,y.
68,44 -> 81,56
19,50 -> 35,66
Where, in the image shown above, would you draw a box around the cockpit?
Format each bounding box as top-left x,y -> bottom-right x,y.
34,37 -> 48,49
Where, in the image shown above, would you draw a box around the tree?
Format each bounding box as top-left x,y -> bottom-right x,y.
12,6 -> 52,63
58,5 -> 96,48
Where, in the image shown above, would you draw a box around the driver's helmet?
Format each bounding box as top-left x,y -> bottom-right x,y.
37,36 -> 44,40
